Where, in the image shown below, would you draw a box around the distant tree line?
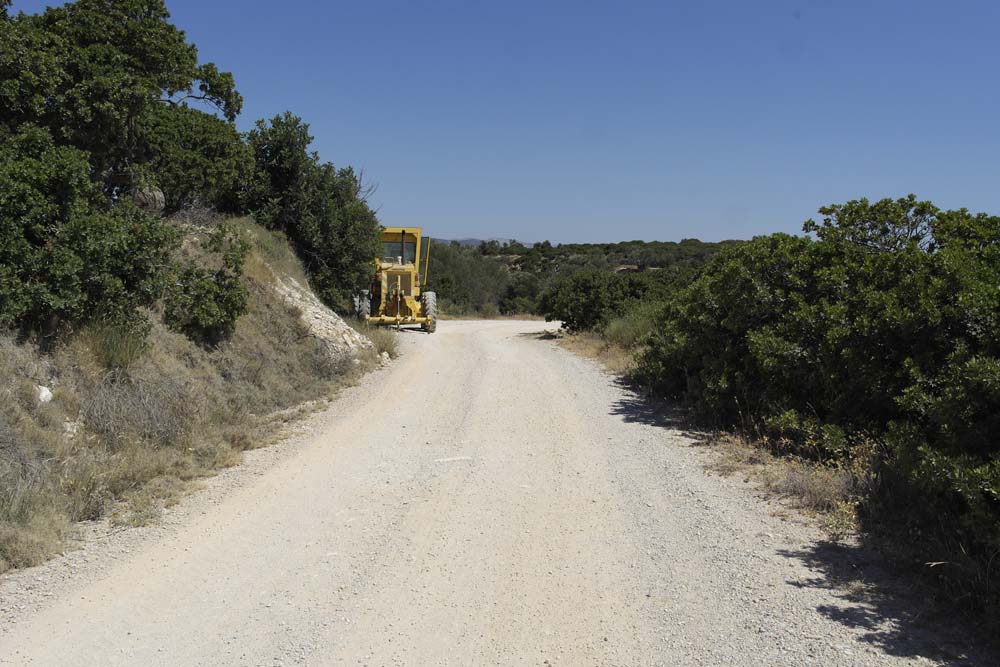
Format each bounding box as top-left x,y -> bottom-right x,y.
424,237 -> 732,317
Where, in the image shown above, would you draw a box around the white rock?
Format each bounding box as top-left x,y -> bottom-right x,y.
272,276 -> 374,361
36,385 -> 53,403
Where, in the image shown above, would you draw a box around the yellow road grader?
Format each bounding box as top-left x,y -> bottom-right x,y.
356,227 -> 437,332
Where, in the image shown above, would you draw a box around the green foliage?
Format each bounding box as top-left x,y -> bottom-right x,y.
539,270 -> 677,332
603,299 -> 664,349
540,271 -> 622,331
245,112 -> 315,230
140,104 -> 250,212
164,225 -> 249,344
636,195 -> 1000,610
1,1 -> 380,344
245,113 -> 381,309
1,1 -> 251,341
0,126 -> 177,332
426,237 -> 726,317
424,241 -> 511,315
0,0 -> 242,191
498,271 -> 542,315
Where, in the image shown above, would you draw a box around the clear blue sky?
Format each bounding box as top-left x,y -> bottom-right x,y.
13,1 -> 1000,243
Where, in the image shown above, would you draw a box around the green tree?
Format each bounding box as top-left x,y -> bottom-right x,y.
0,0 -> 242,192
0,126 -> 177,331
245,112 -> 315,229
141,104 -> 250,212
246,113 -> 382,309
297,163 -> 382,308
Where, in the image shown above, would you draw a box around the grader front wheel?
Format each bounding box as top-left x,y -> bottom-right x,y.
421,291 -> 438,333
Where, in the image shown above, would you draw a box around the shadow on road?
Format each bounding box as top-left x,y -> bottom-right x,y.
516,330 -> 561,341
778,541 -> 996,665
608,379 -> 713,444
608,383 -> 683,429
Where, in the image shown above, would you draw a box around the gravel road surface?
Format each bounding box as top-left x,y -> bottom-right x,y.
0,320 -> 990,665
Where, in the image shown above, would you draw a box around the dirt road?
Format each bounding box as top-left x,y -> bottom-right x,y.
0,321 -> 988,665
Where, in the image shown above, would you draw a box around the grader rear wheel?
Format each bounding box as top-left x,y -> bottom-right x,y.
421,291 -> 438,333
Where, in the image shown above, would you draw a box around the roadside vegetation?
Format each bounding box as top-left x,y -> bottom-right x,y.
425,237 -> 730,317
348,319 -> 399,360
0,1 -> 385,571
544,195 -> 1000,628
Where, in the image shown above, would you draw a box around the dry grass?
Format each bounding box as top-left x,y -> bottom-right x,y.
347,319 -> 400,359
232,217 -> 310,287
0,218 -> 369,573
705,434 -> 860,539
556,331 -> 636,374
83,369 -> 196,450
79,320 -> 150,369
110,475 -> 188,527
366,326 -> 400,358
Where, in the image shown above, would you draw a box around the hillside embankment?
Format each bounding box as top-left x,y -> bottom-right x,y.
0,217 -> 383,574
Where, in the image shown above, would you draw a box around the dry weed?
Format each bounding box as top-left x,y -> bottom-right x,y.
83,370 -> 196,450
0,218 -> 366,572
348,319 -> 399,359
110,476 -> 187,527
557,331 -> 635,373
706,433 -> 860,540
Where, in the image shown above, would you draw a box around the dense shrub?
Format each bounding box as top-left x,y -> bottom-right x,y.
603,299 -> 664,349
422,237 -> 728,317
0,126 -> 177,332
164,225 -> 249,344
638,195 -> 1000,610
141,104 -> 251,212
539,269 -> 677,332
497,271 -> 542,314
540,271 -> 625,331
424,241 -> 511,314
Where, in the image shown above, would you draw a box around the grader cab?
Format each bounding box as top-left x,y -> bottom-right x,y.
357,227 -> 438,333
